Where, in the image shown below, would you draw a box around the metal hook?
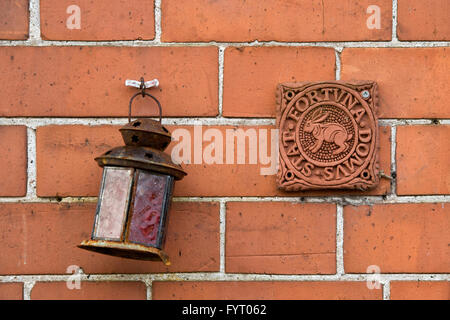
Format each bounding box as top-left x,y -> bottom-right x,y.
139,77 -> 145,97
126,77 -> 162,123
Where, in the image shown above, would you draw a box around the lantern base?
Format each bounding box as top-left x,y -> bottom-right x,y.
78,240 -> 171,265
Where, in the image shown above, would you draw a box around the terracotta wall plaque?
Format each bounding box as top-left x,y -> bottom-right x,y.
276,81 -> 379,191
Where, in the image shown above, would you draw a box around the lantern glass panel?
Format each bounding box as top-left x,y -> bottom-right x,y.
93,167 -> 133,241
127,170 -> 173,247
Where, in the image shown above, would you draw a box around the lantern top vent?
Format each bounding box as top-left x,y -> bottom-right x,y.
120,119 -> 172,151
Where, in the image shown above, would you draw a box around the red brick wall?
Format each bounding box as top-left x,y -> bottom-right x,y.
0,0 -> 448,300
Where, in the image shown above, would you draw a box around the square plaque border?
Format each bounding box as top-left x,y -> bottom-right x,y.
276,81 -> 380,192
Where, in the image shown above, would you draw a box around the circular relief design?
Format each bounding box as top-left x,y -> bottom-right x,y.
297,102 -> 358,167
278,83 -> 377,188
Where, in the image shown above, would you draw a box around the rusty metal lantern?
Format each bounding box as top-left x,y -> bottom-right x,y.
79,78 -> 186,265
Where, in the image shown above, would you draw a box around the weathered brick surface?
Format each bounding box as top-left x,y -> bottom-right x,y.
41,0 -> 155,41
36,125 -> 122,197
152,281 -> 382,300
223,47 -> 336,117
344,204 -> 450,273
226,202 -> 336,274
390,281 -> 450,300
0,47 -> 218,117
0,283 -> 23,300
398,0 -> 450,40
0,202 -> 219,274
31,281 -> 146,300
36,125 -> 391,197
162,0 -> 392,42
341,48 -> 450,118
0,0 -> 29,40
396,125 -> 450,195
0,126 -> 27,196
0,0 -> 449,301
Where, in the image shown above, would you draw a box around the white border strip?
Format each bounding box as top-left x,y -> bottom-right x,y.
1,195 -> 449,204
336,204 -> 345,275
0,118 -> 446,127
1,273 -> 449,282
1,40 -> 449,48
28,0 -> 40,42
219,200 -> 226,273
392,0 -> 398,42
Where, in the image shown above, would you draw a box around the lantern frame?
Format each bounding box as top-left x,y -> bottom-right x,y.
78,78 -> 186,265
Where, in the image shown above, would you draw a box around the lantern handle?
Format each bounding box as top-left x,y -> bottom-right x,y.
127,77 -> 162,123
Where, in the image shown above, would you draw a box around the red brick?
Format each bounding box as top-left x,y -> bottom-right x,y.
31,281 -> 146,300
0,0 -> 29,40
0,202 -> 219,274
396,125 -> 450,195
341,48 -> 450,118
41,0 -> 155,41
162,0 -> 391,42
398,0 -> 450,40
226,202 -> 336,274
223,47 -> 335,117
390,281 -> 450,300
0,47 -> 218,117
36,125 -> 390,197
36,125 -> 122,197
344,203 -> 450,273
153,281 -> 382,300
0,126 -> 27,196
0,283 -> 23,300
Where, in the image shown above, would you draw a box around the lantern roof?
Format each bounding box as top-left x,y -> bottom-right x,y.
95,145 -> 187,180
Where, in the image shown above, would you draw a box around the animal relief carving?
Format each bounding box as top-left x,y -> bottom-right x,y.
304,108 -> 353,154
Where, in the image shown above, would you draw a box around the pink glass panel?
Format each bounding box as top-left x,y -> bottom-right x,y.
128,171 -> 167,246
94,167 -> 133,240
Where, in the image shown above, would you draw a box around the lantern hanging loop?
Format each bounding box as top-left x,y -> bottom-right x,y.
127,77 -> 162,123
